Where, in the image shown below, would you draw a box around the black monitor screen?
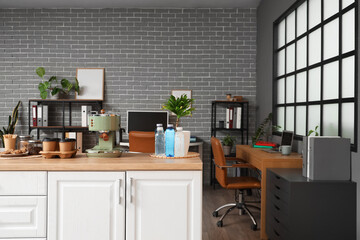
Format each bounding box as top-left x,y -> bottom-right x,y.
127,111 -> 168,133
281,131 -> 294,146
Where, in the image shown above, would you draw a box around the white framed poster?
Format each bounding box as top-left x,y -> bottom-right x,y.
76,68 -> 104,100
171,89 -> 192,100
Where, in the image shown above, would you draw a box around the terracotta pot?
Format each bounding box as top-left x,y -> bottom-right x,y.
223,145 -> 232,156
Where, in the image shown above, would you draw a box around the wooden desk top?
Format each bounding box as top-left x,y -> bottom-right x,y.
0,153 -> 202,171
236,145 -> 302,160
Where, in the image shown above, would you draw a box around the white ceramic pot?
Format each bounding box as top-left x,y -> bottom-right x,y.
182,131 -> 191,156
223,145 -> 232,156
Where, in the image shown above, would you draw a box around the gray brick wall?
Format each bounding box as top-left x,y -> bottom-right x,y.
0,8 -> 257,184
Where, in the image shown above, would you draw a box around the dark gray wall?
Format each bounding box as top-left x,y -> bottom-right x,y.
0,8 -> 257,184
257,0 -> 360,239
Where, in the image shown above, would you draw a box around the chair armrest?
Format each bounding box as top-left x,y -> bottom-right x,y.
213,160 -> 256,170
225,157 -> 244,161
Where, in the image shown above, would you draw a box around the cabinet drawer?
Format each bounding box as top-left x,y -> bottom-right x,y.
0,196 -> 46,238
0,171 -> 47,195
267,201 -> 289,229
269,171 -> 290,194
269,183 -> 290,204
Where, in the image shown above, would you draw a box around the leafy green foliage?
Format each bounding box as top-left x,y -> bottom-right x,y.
0,101 -> 21,147
162,94 -> 195,127
308,125 -> 319,136
222,135 -> 235,146
252,113 -> 274,144
35,67 -> 80,99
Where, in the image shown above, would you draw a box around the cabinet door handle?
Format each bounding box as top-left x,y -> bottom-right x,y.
130,177 -> 133,203
119,179 -> 122,204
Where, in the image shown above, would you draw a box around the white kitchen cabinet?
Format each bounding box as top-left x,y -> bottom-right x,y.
0,171 -> 47,195
0,196 -> 47,238
48,172 -> 125,240
126,171 -> 202,240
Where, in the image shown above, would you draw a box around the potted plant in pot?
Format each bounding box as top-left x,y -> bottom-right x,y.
222,135 -> 235,156
0,101 -> 21,149
36,67 -> 80,99
162,94 -> 195,155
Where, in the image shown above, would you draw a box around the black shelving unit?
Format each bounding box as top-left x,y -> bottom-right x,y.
210,100 -> 249,186
28,99 -> 103,139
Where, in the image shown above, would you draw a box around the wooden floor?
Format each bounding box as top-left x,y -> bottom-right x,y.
202,185 -> 261,240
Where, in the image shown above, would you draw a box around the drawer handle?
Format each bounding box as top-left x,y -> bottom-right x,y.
275,185 -> 281,190
274,217 -> 280,223
275,175 -> 281,179
274,229 -> 280,236
274,204 -> 280,211
274,194 -> 280,200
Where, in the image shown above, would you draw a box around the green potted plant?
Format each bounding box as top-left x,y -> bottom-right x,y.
162,94 -> 195,128
222,135 -> 235,156
36,67 -> 80,99
0,101 -> 21,148
252,113 -> 280,145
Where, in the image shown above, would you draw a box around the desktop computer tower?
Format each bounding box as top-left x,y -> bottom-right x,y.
302,136 -> 350,180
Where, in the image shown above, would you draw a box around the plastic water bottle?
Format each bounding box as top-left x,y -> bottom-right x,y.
165,124 -> 175,157
175,127 -> 185,157
155,124 -> 165,156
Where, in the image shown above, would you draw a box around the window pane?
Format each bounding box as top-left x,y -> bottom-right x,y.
309,0 -> 321,29
342,103 -> 354,143
277,49 -> 285,76
286,11 -> 296,43
342,9 -> 355,54
323,104 -> 339,136
277,107 -> 285,131
286,44 -> 295,73
324,19 -> 339,60
342,56 -> 355,98
324,0 -> 339,20
286,76 -> 295,103
343,0 -> 354,9
286,107 -> 295,131
297,37 -> 307,70
296,72 -> 307,102
309,29 -> 321,65
277,78 -> 285,104
297,1 -> 307,37
278,20 -> 286,48
308,105 -> 320,134
309,67 -> 321,101
296,106 -> 307,136
323,61 -> 339,100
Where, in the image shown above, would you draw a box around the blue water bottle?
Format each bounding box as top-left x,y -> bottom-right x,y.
165,124 -> 175,157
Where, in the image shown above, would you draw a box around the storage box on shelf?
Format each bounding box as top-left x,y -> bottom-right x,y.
28,99 -> 103,139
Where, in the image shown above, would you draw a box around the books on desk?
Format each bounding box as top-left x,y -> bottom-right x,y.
254,141 -> 277,149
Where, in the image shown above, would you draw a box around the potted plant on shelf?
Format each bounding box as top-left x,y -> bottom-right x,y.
222,135 -> 235,156
36,67 -> 80,99
162,94 -> 195,128
0,101 -> 21,148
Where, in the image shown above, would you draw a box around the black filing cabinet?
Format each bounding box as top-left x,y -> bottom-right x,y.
266,168 -> 356,240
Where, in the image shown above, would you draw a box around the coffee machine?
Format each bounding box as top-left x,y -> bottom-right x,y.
86,109 -> 123,158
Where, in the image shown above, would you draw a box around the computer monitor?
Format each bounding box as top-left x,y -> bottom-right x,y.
127,110 -> 169,133
281,131 -> 294,146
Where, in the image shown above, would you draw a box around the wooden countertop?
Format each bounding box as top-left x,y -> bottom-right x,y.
0,153 -> 202,171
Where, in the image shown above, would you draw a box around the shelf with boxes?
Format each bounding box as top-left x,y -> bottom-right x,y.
28,99 -> 103,140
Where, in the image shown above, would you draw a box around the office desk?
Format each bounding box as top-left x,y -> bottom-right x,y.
236,145 -> 302,240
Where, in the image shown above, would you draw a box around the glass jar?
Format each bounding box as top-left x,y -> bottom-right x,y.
28,140 -> 42,155
18,135 -> 33,152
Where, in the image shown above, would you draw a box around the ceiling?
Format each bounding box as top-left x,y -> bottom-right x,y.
0,0 -> 261,8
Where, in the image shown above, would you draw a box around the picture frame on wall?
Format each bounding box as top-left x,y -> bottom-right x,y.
171,89 -> 193,116
76,68 -> 105,100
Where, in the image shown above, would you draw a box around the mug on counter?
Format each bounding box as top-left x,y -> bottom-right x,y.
279,145 -> 292,155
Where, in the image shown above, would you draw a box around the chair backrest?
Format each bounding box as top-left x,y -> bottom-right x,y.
129,131 -> 155,153
211,137 -> 228,187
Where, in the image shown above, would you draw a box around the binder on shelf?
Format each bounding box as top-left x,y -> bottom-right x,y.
236,107 -> 242,129
32,105 -> 37,127
229,107 -> 233,129
37,105 -> 43,127
43,105 -> 48,127
225,108 -> 230,129
81,106 -> 92,127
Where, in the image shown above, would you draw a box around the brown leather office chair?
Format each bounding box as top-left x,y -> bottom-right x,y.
211,137 -> 261,229
129,131 -> 155,153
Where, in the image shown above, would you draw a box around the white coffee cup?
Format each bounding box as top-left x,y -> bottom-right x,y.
279,145 -> 292,155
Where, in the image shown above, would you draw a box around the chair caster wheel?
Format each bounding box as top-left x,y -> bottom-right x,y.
217,221 -> 223,227
212,211 -> 218,217
251,224 -> 257,231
